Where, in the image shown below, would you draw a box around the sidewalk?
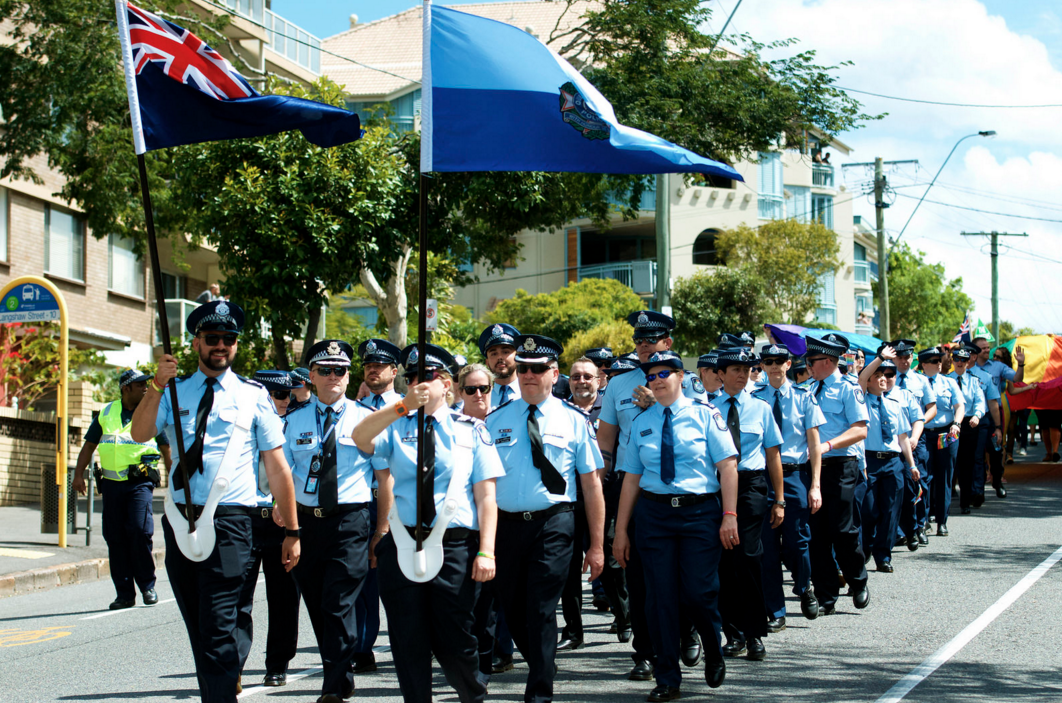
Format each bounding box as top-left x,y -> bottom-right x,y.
0,487 -> 165,597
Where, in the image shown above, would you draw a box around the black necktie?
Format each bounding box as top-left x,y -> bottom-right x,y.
899,373 -> 907,389
421,416 -> 437,525
958,375 -> 964,390
726,397 -> 742,464
372,394 -> 383,410
773,390 -> 784,431
661,407 -> 675,484
175,377 -> 215,491
527,404 -> 566,494
816,380 -> 826,399
876,395 -> 892,442
319,407 -> 338,511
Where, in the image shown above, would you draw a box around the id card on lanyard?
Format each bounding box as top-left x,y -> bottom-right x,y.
304,405 -> 338,495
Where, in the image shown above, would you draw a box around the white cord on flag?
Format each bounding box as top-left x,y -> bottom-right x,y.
420,0 -> 433,174
114,0 -> 148,155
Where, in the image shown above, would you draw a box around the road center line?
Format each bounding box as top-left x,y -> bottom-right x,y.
80,598 -> 176,620
238,666 -> 324,698
876,543 -> 1062,703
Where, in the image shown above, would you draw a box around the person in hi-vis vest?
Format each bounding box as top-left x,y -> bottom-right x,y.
73,369 -> 172,610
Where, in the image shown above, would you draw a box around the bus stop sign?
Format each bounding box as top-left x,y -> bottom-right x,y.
0,283 -> 61,323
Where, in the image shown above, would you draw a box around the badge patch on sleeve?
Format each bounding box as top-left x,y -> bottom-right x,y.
475,424 -> 494,446
714,413 -> 728,432
855,389 -> 866,404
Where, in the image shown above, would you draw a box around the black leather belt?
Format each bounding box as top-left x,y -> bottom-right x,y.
175,504 -> 254,520
404,525 -> 478,542
781,463 -> 808,474
499,503 -> 575,522
254,506 -> 275,519
870,451 -> 900,460
641,491 -> 715,507
737,469 -> 766,481
372,488 -> 379,499
297,502 -> 370,519
821,456 -> 856,467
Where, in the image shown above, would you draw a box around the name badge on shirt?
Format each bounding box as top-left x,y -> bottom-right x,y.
620,398 -> 633,405
296,438 -> 314,445
640,429 -> 653,437
495,436 -> 512,444
178,408 -> 190,416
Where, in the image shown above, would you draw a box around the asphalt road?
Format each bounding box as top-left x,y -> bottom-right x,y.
2,461 -> 1061,703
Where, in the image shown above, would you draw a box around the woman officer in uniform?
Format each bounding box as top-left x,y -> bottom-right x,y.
613,351 -> 739,702
352,343 -> 503,703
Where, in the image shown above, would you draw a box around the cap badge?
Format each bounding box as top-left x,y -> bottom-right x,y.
327,341 -> 341,356
523,338 -> 537,351
409,348 -> 419,364
769,345 -> 780,354
366,340 -> 377,353
739,350 -> 750,361
637,312 -> 649,325
216,301 -> 229,316
492,324 -> 503,335
827,334 -> 838,344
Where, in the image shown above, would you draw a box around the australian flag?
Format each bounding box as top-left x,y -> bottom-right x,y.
116,1 -> 361,154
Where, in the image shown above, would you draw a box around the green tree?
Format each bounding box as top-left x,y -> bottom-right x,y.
560,320 -> 636,369
715,219 -> 841,324
0,322 -> 107,411
671,267 -> 768,355
487,278 -> 645,348
997,320 -> 1037,345
877,243 -> 973,348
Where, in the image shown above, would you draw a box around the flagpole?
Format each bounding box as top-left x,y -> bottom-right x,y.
414,0 -> 432,557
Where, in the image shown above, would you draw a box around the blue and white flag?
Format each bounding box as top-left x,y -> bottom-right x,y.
421,1 -> 742,180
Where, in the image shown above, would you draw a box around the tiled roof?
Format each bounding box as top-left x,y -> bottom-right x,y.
321,1 -> 599,99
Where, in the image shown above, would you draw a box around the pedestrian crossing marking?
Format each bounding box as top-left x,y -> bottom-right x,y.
0,547 -> 54,559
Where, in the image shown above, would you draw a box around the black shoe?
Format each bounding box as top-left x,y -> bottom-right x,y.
592,595 -> 611,612
556,636 -> 583,652
352,653 -> 377,674
608,620 -> 618,634
647,684 -> 681,702
837,569 -> 846,589
917,532 -> 929,546
766,617 -> 786,633
491,654 -> 514,674
853,584 -> 870,609
109,598 -> 135,610
263,672 -> 286,687
746,637 -> 766,661
973,494 -> 985,508
895,536 -> 908,547
236,676 -> 242,695
937,524 -> 949,536
141,589 -> 158,605
680,633 -> 702,667
876,561 -> 894,573
820,603 -> 836,616
996,485 -> 1007,498
628,660 -> 654,681
722,639 -> 746,658
800,591 -> 820,620
705,659 -> 725,688
961,506 -> 972,515
618,625 -> 632,643
906,536 -> 919,552
318,696 -> 344,703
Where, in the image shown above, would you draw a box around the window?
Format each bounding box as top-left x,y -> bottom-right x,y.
815,272 -> 837,325
811,194 -> 834,230
758,152 -> 783,220
45,205 -> 85,282
788,186 -> 811,223
108,234 -> 144,298
692,230 -> 721,266
854,243 -> 866,262
0,187 -> 7,262
161,272 -> 185,300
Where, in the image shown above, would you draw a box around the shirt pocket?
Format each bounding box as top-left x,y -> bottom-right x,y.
819,397 -> 845,416
218,406 -> 238,424
740,418 -> 764,436
541,433 -> 572,468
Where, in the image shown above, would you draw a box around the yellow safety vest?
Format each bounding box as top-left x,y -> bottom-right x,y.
96,401 -> 159,481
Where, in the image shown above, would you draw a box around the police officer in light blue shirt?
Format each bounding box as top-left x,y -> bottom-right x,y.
131,300 -> 300,703
753,344 -> 826,627
973,337 -> 1026,499
614,351 -> 738,699
883,364 -> 927,552
920,348 -> 965,535
697,351 -> 724,403
804,332 -> 870,614
479,323 -> 521,408
947,347 -> 987,515
964,345 -> 1004,507
486,334 -> 605,703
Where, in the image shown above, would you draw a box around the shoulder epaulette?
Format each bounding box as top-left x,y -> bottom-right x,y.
749,394 -> 770,406
450,410 -> 478,425
486,399 -> 514,417
286,400 -> 314,416
693,399 -> 713,407
244,379 -> 265,389
175,372 -> 194,382
793,384 -> 809,393
561,398 -> 591,417
354,399 -> 374,411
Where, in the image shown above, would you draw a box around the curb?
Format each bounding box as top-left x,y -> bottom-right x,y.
0,548 -> 165,599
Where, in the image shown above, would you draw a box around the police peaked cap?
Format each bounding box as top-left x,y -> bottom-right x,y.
716,347 -> 759,370
917,347 -> 944,363
805,333 -> 850,357
759,344 -> 790,360
890,338 -> 917,355
584,347 -> 616,364
400,343 -> 458,375
877,359 -> 897,371
627,310 -> 675,340
607,356 -> 639,375
513,334 -> 562,363
697,350 -> 721,369
187,300 -> 244,336
119,369 -> 153,388
253,370 -> 302,390
640,350 -> 684,374
358,338 -> 401,366
290,367 -> 311,384
478,323 -> 520,355
791,357 -> 808,372
307,339 -> 354,367
952,346 -> 973,361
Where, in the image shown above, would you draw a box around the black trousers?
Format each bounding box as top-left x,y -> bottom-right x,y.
354,497 -> 381,659
956,418 -> 980,509
809,458 -> 868,609
377,534 -> 485,703
101,478 -> 156,601
600,477 -> 630,631
237,513 -> 301,675
496,510 -> 574,703
164,513 -> 253,703
925,428 -> 955,525
719,471 -> 769,641
292,507 -> 370,698
559,500 -> 587,640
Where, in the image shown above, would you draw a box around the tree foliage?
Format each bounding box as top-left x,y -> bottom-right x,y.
878,243 -> 973,348
0,323 -> 107,411
715,219 -> 840,324
671,267 -> 768,355
560,320 -> 636,369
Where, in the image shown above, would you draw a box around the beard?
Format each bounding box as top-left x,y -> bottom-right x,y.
493,361 -> 515,381
199,347 -> 233,372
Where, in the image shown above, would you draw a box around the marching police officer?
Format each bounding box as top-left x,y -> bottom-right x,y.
73,369 -> 171,610
487,334 -> 606,703
614,351 -> 737,701
790,358 -> 811,387
289,367 -> 314,412
697,351 -> 724,403
919,348 -> 964,537
283,340 -> 374,702
882,360 -> 927,553
584,347 -> 616,391
353,343 -> 503,703
479,323 -> 521,407
804,333 -> 870,614
972,337 -> 1026,497
130,300 -> 300,703
752,344 -> 825,627
891,341 -> 936,547
946,347 -> 987,515
964,344 -> 1004,505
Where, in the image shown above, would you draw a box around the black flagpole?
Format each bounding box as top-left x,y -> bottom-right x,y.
414,172 -> 429,553
137,154 -> 196,532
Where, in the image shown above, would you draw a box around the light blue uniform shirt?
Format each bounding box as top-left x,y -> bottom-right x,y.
864,392 -> 911,453
487,395 -> 602,512
896,369 -> 937,412
812,370 -> 870,458
946,371 -> 986,420
599,368 -> 707,470
925,374 -> 962,429
752,381 -> 826,464
976,359 -> 1016,396
621,395 -> 737,495
157,369 -> 285,507
372,407 -> 503,529
887,386 -> 924,430
718,390 -> 783,471
360,388 -> 403,412
492,381 -> 520,409
967,366 -> 1001,403
284,397 -> 374,507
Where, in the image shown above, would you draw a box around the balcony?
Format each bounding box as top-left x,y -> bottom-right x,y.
606,183 -> 656,212
758,194 -> 783,220
155,299 -> 199,347
854,323 -> 876,336
812,164 -> 835,188
814,304 -> 837,326
854,260 -> 880,285
578,260 -> 657,296
265,10 -> 322,74
216,0 -> 264,24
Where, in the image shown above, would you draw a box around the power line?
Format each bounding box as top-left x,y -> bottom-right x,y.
893,193 -> 1062,224
835,86 -> 1062,109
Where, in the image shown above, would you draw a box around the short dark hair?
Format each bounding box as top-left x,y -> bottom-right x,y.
973,336 -> 989,346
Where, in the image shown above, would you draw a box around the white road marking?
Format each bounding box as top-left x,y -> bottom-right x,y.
876,543 -> 1062,703
238,666 -> 324,698
79,599 -> 176,620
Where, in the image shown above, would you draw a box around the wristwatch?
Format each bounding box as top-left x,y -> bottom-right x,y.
772,499 -> 787,508
284,528 -> 301,538
395,401 -> 409,416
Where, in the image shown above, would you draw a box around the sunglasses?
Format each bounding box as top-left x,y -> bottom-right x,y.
761,358 -> 787,367
634,335 -> 667,345
570,373 -> 596,381
315,366 -> 348,377
953,358 -> 968,364
270,390 -> 292,400
462,385 -> 490,396
645,369 -> 676,382
403,368 -> 441,383
882,372 -> 896,379
592,361 -> 611,369
923,359 -> 941,365
806,356 -> 830,364
200,333 -> 238,347
751,367 -> 762,373
517,364 -> 551,375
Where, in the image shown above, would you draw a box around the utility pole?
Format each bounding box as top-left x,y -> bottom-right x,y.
655,173 -> 670,312
960,231 -> 1028,340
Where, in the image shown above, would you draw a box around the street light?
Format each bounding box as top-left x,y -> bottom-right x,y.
888,130 -> 996,260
